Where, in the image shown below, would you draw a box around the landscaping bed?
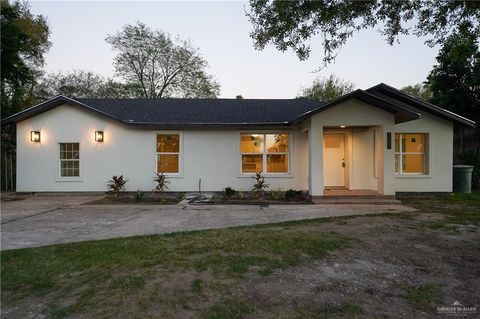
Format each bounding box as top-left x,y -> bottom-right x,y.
85,192 -> 183,205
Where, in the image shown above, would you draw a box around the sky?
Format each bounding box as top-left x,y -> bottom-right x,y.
30,1 -> 440,99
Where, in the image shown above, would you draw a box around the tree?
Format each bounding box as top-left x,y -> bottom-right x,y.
33,70 -> 136,99
401,83 -> 432,102
236,95 -> 243,99
105,22 -> 220,98
299,75 -> 355,101
1,0 -> 50,118
248,1 -> 480,67
426,31 -> 480,153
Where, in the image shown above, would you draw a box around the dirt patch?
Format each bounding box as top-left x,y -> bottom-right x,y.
240,214 -> 480,318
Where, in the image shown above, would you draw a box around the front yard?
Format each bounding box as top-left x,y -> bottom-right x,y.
1,194 -> 479,318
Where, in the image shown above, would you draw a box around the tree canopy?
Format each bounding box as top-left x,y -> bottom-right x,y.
106,22 -> 220,98
400,83 -> 432,102
1,0 -> 50,117
34,70 -> 136,100
248,0 -> 480,67
299,75 -> 355,101
426,31 -> 479,134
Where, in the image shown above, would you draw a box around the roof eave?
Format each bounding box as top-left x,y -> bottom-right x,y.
290,89 -> 420,124
1,95 -> 128,126
367,83 -> 476,127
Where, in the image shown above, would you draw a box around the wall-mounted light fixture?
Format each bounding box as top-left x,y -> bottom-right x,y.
340,125 -> 346,128
95,131 -> 104,142
30,131 -> 41,143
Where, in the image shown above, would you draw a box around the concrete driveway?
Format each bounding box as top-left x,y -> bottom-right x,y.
1,196 -> 416,250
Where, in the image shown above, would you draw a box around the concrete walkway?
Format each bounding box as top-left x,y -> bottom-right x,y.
1,196 -> 416,250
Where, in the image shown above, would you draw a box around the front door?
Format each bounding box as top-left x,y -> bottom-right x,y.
323,133 -> 345,187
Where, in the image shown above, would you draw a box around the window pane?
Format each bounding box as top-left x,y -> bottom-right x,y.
395,134 -> 400,153
267,154 -> 288,173
266,134 -> 289,153
403,134 -> 424,153
157,134 -> 180,153
240,134 -> 263,153
402,154 -> 425,174
157,154 -> 179,173
241,155 -> 263,173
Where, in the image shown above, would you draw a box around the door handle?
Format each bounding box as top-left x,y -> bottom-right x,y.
342,159 -> 345,168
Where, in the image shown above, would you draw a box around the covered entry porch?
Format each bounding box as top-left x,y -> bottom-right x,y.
301,92 -> 420,197
322,126 -> 384,196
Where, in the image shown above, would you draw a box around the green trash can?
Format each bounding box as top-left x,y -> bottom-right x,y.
453,165 -> 474,193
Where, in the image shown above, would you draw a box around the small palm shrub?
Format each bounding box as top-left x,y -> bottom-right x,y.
252,172 -> 269,198
107,175 -> 128,196
285,189 -> 297,201
224,187 -> 236,199
270,187 -> 283,200
153,172 -> 170,192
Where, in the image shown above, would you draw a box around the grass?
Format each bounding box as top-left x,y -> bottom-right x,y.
1,223 -> 350,318
296,302 -> 363,318
203,297 -> 253,319
404,283 -> 442,311
402,192 -> 480,230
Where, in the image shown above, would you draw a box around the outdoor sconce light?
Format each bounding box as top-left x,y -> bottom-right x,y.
30,131 -> 40,143
95,131 -> 104,142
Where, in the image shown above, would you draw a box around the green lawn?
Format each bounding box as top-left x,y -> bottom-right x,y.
1,221 -> 350,318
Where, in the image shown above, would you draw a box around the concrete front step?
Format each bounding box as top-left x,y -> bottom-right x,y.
313,198 -> 402,205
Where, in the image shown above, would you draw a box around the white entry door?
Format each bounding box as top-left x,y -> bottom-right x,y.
323,133 -> 345,187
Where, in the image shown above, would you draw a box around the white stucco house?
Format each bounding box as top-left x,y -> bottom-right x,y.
2,83 -> 475,197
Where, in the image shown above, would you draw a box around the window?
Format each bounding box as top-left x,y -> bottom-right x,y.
157,134 -> 180,173
240,133 -> 289,174
59,143 -> 80,177
395,133 -> 428,174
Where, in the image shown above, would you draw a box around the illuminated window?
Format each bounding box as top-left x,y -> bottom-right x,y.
59,143 -> 80,177
395,133 -> 428,174
240,133 -> 289,174
157,134 -> 180,173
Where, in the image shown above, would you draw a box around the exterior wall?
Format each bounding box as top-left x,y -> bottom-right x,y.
16,103 -> 308,192
394,106 -> 454,192
309,99 -> 395,195
15,100 -> 455,194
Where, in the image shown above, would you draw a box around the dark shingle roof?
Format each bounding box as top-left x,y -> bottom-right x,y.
74,98 -> 325,125
1,83 -> 474,127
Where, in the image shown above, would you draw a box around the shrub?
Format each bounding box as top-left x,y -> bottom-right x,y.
153,172 -> 170,192
238,189 -> 247,199
224,187 -> 236,199
252,172 -> 269,198
107,175 -> 128,196
136,189 -> 145,202
270,187 -> 283,200
285,189 -> 297,201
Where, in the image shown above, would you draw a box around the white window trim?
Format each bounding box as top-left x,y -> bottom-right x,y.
154,131 -> 183,178
394,133 -> 429,176
237,131 -> 292,177
56,140 -> 83,182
